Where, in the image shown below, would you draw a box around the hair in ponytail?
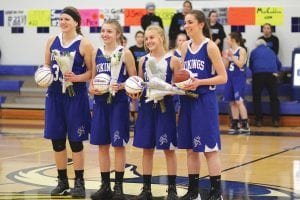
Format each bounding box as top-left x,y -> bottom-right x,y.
188,10 -> 211,39
229,32 -> 247,52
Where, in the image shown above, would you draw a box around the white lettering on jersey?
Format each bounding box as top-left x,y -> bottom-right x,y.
96,63 -> 111,73
184,59 -> 205,71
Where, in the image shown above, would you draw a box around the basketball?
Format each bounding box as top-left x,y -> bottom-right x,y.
125,76 -> 144,94
173,69 -> 192,89
34,66 -> 53,87
93,73 -> 111,93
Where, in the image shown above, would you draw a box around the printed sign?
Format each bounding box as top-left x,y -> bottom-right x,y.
124,8 -> 147,26
79,9 -> 99,27
256,7 -> 284,25
27,10 -> 51,26
5,10 -> 26,27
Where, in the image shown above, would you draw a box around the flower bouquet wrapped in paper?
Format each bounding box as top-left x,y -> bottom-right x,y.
144,57 -> 198,112
107,50 -> 124,104
53,50 -> 76,97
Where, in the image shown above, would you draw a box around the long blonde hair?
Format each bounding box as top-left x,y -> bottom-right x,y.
145,25 -> 168,51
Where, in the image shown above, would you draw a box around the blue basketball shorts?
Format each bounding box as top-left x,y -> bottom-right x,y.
177,92 -> 221,152
224,75 -> 246,102
44,91 -> 91,142
90,95 -> 129,147
133,96 -> 177,150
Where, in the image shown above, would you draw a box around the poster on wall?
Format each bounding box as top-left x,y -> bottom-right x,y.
27,10 -> 51,26
99,9 -> 124,26
5,10 -> 26,27
256,7 -> 284,25
156,8 -> 176,26
202,8 -> 228,25
51,9 -> 61,27
124,8 -> 146,26
79,9 -> 99,27
228,7 -> 255,25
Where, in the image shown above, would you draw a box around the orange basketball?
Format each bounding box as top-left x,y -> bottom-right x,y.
173,69 -> 191,83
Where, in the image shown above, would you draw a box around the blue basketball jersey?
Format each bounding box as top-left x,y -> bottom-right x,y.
48,33 -> 87,93
174,49 -> 181,58
227,47 -> 246,78
94,45 -> 128,102
184,39 -> 216,94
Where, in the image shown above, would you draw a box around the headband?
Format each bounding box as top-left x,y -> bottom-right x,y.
61,8 -> 81,24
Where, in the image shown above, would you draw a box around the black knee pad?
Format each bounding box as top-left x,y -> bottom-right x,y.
69,141 -> 83,152
51,139 -> 66,152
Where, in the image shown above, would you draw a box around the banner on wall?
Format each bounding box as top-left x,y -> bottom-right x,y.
202,8 -> 228,25
27,10 -> 51,26
228,7 -> 255,25
256,7 -> 284,25
99,9 -> 124,26
51,9 -> 61,27
124,9 -> 146,26
5,10 -> 26,27
79,9 -> 99,27
156,8 -> 176,26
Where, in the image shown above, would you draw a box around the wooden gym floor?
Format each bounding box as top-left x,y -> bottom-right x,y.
0,118 -> 300,199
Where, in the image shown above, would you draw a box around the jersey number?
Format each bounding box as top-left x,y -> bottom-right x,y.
53,64 -> 60,81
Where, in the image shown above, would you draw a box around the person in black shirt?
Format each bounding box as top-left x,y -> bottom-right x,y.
140,2 -> 163,31
259,23 -> 279,55
168,0 -> 192,49
208,10 -> 226,52
129,31 -> 147,73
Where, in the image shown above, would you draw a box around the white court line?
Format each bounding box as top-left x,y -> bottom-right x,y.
0,150 -> 51,160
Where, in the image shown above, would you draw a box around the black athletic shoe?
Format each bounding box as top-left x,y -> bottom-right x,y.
112,182 -> 128,200
240,120 -> 250,134
90,182 -> 113,200
179,189 -> 201,200
166,185 -> 178,200
71,178 -> 85,198
228,119 -> 239,134
136,184 -> 152,200
51,178 -> 70,196
207,190 -> 223,200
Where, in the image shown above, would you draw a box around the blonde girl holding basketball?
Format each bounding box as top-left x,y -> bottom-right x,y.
89,19 -> 136,200
43,6 -> 93,198
129,25 -> 182,200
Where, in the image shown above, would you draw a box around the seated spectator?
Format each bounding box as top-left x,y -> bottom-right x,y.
249,39 -> 282,127
140,2 -> 163,31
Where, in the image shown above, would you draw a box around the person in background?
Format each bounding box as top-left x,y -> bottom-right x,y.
249,39 -> 281,127
258,23 -> 279,55
129,30 -> 147,129
223,32 -> 250,134
168,0 -> 192,49
141,2 -> 163,31
170,33 -> 188,119
43,6 -> 93,198
208,10 -> 226,53
121,35 -> 127,47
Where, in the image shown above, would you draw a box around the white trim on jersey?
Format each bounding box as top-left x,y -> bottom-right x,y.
187,38 -> 210,55
58,33 -> 82,48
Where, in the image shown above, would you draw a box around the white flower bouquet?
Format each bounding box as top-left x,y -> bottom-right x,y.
53,50 -> 76,97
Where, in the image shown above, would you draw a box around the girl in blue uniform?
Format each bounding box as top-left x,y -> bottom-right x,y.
89,19 -> 136,200
178,10 -> 227,200
128,25 -> 182,200
43,6 -> 93,198
171,33 -> 188,116
223,32 -> 249,134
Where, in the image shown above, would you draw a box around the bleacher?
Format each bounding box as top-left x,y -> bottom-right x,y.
0,65 -> 299,124
0,64 -> 46,109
